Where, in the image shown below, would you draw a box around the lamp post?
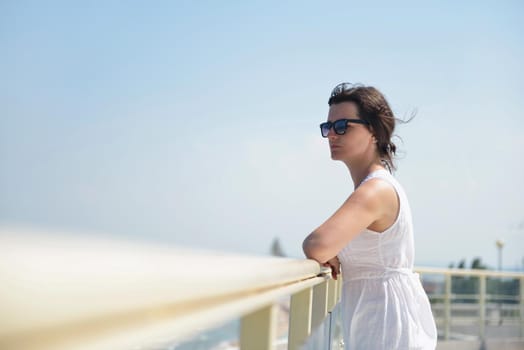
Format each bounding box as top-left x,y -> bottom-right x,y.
495,239 -> 504,325
496,239 -> 504,271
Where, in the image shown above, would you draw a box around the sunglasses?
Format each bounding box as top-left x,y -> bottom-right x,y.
320,119 -> 369,137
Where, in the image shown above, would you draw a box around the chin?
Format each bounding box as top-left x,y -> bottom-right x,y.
330,154 -> 342,161
331,152 -> 350,163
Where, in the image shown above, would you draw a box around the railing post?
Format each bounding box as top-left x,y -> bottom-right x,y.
444,273 -> 451,341
327,311 -> 333,350
327,278 -> 337,312
240,304 -> 278,350
338,276 -> 343,303
479,274 -> 486,340
311,279 -> 329,331
326,279 -> 337,350
520,276 -> 524,338
288,287 -> 313,350
332,278 -> 339,306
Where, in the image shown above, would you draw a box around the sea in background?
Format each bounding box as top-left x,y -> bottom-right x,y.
169,298 -> 292,350
172,319 -> 240,350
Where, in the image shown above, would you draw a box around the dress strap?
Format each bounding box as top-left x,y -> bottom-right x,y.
359,168 -> 391,187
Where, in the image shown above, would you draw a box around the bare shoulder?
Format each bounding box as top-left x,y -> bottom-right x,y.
351,177 -> 398,212
354,177 -> 400,233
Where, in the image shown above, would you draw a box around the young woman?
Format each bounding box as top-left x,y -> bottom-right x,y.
303,83 -> 437,349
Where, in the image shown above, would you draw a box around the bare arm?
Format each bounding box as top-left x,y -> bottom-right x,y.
302,179 -> 392,263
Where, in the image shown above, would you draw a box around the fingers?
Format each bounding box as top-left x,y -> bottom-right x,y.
329,263 -> 338,280
322,262 -> 340,280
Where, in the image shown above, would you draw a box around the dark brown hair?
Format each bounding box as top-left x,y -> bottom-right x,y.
328,82 -> 403,172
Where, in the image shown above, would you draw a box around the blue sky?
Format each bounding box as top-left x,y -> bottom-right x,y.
1,1 -> 523,269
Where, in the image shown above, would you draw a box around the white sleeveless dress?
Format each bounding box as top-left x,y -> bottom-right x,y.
337,169 -> 437,350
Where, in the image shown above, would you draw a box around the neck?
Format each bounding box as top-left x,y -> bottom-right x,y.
346,159 -> 385,189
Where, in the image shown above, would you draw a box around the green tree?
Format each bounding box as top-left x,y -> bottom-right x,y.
451,258 -> 478,302
471,257 -> 487,270
458,259 -> 466,269
270,237 -> 286,257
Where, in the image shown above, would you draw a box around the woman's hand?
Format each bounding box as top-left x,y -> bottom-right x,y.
323,256 -> 341,280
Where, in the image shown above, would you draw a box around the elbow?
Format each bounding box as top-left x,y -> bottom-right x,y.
302,239 -> 317,261
302,234 -> 330,264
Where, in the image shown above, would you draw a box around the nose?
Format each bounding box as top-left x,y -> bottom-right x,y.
327,126 -> 338,138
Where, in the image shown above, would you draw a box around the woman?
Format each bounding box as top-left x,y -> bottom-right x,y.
302,83 -> 437,349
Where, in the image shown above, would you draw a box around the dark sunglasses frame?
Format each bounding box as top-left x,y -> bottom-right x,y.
320,118 -> 370,137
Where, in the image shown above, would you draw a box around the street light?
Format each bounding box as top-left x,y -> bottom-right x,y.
495,239 -> 504,325
495,239 -> 504,271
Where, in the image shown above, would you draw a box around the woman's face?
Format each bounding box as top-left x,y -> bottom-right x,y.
326,102 -> 375,162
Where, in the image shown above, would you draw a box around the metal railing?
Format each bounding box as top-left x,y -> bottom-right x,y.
2,227 -> 522,349
0,227 -> 341,350
415,267 -> 524,342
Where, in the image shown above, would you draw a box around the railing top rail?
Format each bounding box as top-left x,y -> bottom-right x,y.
0,227 -> 322,340
415,266 -> 524,278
